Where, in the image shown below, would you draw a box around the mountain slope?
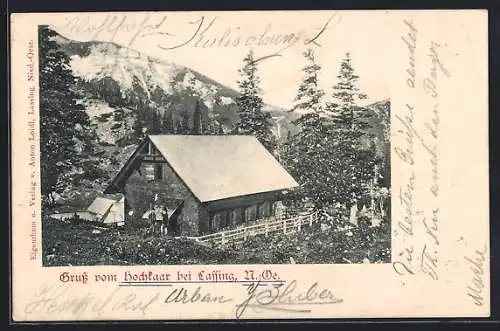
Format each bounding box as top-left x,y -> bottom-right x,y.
54,31 -> 246,146
47,29 -> 390,207
54,29 -> 389,147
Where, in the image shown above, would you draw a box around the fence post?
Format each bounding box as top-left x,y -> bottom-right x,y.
265,223 -> 269,237
221,232 -> 225,245
297,218 -> 301,232
244,228 -> 247,241
309,214 -> 313,226
283,219 -> 287,234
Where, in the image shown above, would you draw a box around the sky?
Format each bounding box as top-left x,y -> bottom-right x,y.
51,10 -> 392,109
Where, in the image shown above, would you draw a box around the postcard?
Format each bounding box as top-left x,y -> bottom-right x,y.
10,10 -> 489,321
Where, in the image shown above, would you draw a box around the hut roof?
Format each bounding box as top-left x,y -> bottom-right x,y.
87,195 -> 122,216
106,135 -> 299,202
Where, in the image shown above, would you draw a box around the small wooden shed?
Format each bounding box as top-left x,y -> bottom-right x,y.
87,194 -> 125,226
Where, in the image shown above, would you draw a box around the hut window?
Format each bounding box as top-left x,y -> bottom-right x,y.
265,202 -> 271,217
220,211 -> 229,228
258,202 -> 271,218
154,163 -> 163,181
271,201 -> 278,216
244,205 -> 257,222
209,211 -> 230,231
209,212 -> 222,231
229,208 -> 240,225
147,142 -> 159,155
144,163 -> 162,181
144,164 -> 155,181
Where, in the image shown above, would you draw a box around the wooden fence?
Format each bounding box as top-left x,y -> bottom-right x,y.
48,211 -> 94,221
185,211 -> 318,246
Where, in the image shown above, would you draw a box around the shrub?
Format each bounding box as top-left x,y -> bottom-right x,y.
358,215 -> 372,229
42,209 -> 391,266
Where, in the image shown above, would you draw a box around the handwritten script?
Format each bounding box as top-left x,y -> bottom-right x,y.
393,19 -> 450,281
24,284 -> 159,317
235,280 -> 343,319
164,285 -> 233,304
58,13 -> 341,63
464,245 -> 488,307
23,280 -> 342,319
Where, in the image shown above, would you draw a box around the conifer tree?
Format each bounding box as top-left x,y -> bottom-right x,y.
235,50 -> 277,153
207,93 -> 223,135
177,111 -> 190,134
328,52 -> 369,135
293,48 -> 325,115
283,49 -> 379,211
162,109 -> 175,134
326,52 -> 379,210
192,100 -> 202,134
38,25 -> 97,206
150,109 -> 161,134
282,48 -> 333,208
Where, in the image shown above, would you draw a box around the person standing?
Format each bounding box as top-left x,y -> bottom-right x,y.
160,207 -> 169,235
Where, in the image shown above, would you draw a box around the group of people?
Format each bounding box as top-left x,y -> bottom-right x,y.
146,194 -> 170,235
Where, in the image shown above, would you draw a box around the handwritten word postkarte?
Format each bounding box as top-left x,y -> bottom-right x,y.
10,10 -> 489,321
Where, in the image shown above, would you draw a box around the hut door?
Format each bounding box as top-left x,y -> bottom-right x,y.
167,213 -> 180,235
167,202 -> 184,236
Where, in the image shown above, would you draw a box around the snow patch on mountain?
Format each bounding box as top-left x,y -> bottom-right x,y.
66,39 -> 243,116
171,70 -> 221,109
69,43 -> 181,97
221,96 -> 234,105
